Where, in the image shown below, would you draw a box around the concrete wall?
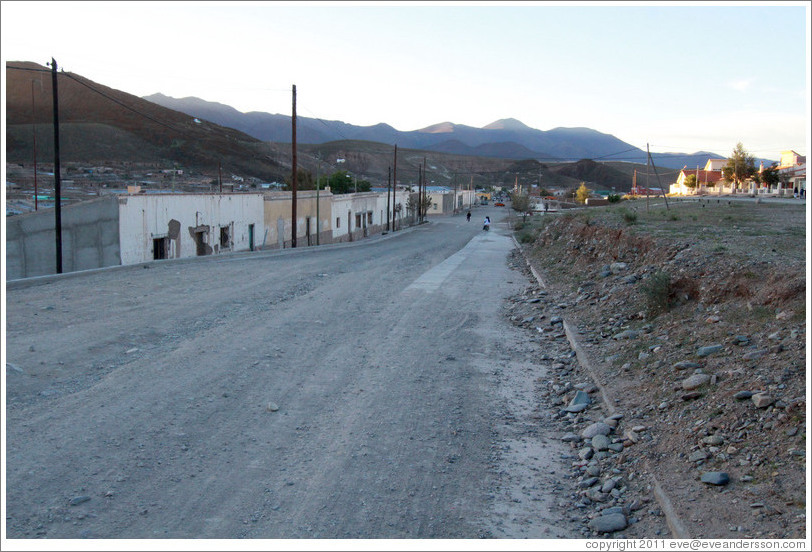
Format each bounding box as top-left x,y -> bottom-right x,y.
6,196 -> 121,280
262,190 -> 333,249
118,193 -> 265,264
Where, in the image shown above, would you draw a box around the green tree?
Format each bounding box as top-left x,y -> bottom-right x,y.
760,163 -> 780,188
321,170 -> 371,194
684,174 -> 698,189
284,168 -> 314,191
509,192 -> 531,221
722,142 -> 756,187
575,182 -> 590,204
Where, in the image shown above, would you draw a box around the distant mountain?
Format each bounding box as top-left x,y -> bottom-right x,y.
143,94 -> 727,169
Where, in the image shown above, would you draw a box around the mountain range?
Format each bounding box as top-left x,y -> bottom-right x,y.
143,93 -> 724,170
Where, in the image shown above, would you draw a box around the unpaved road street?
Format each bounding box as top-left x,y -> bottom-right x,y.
5,210 -> 578,540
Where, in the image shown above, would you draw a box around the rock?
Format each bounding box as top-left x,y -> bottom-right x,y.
527,298 -> 541,304
681,392 -> 703,401
578,476 -> 600,489
266,402 -> 280,412
613,330 -> 640,340
703,435 -> 724,446
579,447 -> 594,460
522,316 -> 536,324
6,363 -> 24,375
734,391 -> 754,401
592,434 -> 610,451
601,479 -> 617,493
610,262 -> 628,272
732,336 -> 751,346
682,373 -> 711,390
742,350 -> 767,360
701,472 -> 730,486
582,422 -> 612,439
689,450 -> 709,462
751,393 -> 775,409
561,433 -> 582,443
697,344 -> 724,357
608,442 -> 624,453
550,316 -> 564,325
70,496 -> 91,506
588,513 -> 628,533
569,390 -> 591,407
564,403 -> 589,413
673,361 -> 702,371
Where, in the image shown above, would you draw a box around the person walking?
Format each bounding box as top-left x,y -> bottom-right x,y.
483,216 -> 491,231
466,211 -> 471,222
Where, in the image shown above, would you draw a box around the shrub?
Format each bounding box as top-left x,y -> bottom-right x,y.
641,271 -> 672,317
607,194 -> 622,203
618,208 -> 637,225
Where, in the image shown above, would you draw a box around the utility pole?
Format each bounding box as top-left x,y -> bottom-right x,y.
316,161 -> 320,245
291,84 -> 298,248
647,148 -> 669,209
50,58 -> 63,274
422,156 -> 427,222
31,79 -> 39,211
645,143 -> 651,213
218,161 -> 222,193
392,145 -> 398,232
386,166 -> 391,231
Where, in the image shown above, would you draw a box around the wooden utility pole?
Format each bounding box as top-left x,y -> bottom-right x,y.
50,58 -> 63,274
386,166 -> 391,231
218,161 -> 222,193
31,79 -> 39,211
646,143 -> 651,212
291,84 -> 297,248
392,145 -> 398,231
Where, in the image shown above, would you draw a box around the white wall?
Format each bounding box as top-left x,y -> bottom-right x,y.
118,193 -> 264,265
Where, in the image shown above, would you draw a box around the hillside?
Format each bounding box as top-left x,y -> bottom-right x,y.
5,62 -> 288,181
6,61 -> 647,191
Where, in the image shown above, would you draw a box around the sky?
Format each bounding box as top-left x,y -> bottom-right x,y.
2,1 -> 810,160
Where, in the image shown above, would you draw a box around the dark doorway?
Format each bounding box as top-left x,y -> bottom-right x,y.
195,230 -> 208,256
248,224 -> 255,251
153,237 -> 168,260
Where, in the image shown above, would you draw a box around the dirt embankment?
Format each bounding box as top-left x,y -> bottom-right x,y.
517,200 -> 806,539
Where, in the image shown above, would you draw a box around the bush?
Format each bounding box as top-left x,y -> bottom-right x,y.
641,271 -> 671,317
519,231 -> 535,244
619,208 -> 637,225
607,194 -> 622,203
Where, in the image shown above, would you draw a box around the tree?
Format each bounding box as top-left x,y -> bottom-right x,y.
509,192 -> 531,221
320,170 -> 371,194
760,163 -> 780,188
575,182 -> 590,204
722,142 -> 756,188
284,168 -> 314,191
684,174 -> 698,189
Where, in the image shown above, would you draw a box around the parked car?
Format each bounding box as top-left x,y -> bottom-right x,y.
494,202 -> 505,207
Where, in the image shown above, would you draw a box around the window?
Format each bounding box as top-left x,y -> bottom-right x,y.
367,212 -> 373,224
355,214 -> 362,228
220,226 -> 230,248
336,217 -> 340,228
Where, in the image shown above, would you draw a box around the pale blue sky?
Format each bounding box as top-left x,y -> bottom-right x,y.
2,1 -> 809,159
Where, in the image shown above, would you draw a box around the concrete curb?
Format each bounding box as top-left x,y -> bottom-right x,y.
510,235 -> 691,539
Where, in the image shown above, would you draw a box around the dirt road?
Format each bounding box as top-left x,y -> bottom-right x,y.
5,210 -> 580,540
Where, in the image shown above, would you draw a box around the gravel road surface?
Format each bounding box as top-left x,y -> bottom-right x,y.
4,209 -> 579,540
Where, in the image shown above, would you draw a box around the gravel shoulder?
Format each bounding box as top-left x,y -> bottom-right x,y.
511,198 -> 807,540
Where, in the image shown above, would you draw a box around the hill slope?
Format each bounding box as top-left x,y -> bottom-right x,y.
6,62 -> 288,180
